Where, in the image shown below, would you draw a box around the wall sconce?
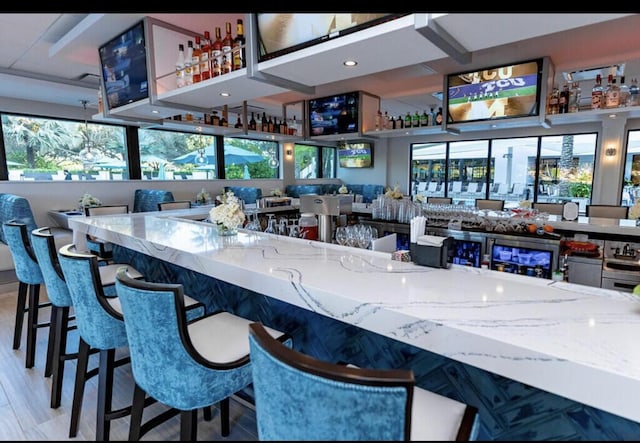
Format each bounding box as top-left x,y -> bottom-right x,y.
286,148 -> 293,157
605,145 -> 617,157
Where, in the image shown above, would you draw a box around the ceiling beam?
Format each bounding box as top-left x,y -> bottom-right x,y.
414,14 -> 472,66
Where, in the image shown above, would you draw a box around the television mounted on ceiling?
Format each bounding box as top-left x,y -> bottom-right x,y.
98,20 -> 149,111
255,13 -> 406,62
445,58 -> 549,126
308,91 -> 359,137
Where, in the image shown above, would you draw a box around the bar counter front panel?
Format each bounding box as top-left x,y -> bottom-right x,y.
69,209 -> 640,440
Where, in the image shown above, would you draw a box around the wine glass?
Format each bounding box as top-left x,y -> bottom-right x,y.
263,214 -> 277,234
288,220 -> 301,238
356,225 -> 373,249
335,226 -> 348,245
244,208 -> 261,231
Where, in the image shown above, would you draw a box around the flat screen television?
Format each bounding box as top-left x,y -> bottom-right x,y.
309,91 -> 359,137
445,58 -> 545,125
338,142 -> 373,168
255,13 -> 405,62
98,21 -> 149,110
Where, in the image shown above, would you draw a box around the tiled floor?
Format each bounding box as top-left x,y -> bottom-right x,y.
0,281 -> 259,441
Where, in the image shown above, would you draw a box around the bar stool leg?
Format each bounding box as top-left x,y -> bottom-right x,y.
12,281 -> 28,349
50,306 -> 70,408
25,283 -> 41,369
44,305 -> 59,378
69,338 -> 91,438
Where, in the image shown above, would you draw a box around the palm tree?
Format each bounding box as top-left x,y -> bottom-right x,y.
558,134 -> 574,196
3,116 -> 75,168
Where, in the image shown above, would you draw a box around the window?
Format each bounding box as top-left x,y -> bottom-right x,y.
622,130 -> 640,207
138,128 -> 216,180
2,113 -> 127,181
293,143 -> 336,179
223,138 -> 279,179
411,132 -> 597,212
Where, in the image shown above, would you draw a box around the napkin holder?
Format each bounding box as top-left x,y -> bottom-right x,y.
410,236 -> 453,269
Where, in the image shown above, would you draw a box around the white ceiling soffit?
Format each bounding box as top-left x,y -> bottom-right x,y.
257,14 -> 448,87
432,13 -> 633,54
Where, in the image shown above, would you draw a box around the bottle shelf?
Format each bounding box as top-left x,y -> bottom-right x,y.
545,105 -> 640,125
364,125 -> 445,138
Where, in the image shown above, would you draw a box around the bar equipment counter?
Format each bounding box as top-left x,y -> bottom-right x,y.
68,209 -> 640,426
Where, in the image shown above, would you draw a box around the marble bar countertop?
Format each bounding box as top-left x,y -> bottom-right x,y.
69,207 -> 640,423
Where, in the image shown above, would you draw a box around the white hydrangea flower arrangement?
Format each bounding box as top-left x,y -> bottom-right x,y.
209,191 -> 245,231
338,184 -> 348,194
78,193 -> 101,207
629,202 -> 640,219
196,188 -> 211,204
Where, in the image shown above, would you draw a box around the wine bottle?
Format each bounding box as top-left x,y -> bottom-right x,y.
261,112 -> 268,132
232,19 -> 245,70
200,31 -> 211,81
249,112 -> 256,131
234,115 -> 243,128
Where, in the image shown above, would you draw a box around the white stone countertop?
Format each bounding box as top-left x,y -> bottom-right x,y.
69,207 -> 640,423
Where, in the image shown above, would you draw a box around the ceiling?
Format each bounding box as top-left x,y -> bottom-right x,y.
0,13 -> 639,121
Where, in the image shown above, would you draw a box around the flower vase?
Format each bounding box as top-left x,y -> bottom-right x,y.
217,224 -> 238,236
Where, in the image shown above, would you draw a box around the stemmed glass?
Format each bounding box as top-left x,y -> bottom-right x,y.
335,226 -> 348,245
244,208 -> 262,231
264,214 -> 277,234
288,220 -> 301,238
356,224 -> 373,249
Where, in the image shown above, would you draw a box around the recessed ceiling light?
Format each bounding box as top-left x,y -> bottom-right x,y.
343,60 -> 357,67
220,92 -> 230,97
151,109 -> 159,114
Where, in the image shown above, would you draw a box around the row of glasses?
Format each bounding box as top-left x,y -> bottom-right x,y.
335,224 -> 378,249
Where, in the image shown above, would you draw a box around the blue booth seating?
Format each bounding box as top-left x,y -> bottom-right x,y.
224,186 -> 263,205
284,185 -> 324,198
284,184 -> 384,203
133,189 -> 175,213
0,193 -> 72,273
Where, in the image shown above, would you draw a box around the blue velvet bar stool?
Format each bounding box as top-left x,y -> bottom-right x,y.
31,226 -> 144,409
2,221 -> 51,370
57,243 -> 206,440
248,322 -> 481,441
114,269 -> 290,441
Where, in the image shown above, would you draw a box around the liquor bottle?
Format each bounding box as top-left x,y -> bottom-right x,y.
397,114 -> 404,129
200,31 -> 211,81
175,43 -> 186,88
234,114 -> 243,128
604,74 -> 619,108
184,40 -> 194,86
619,76 -> 630,107
591,74 -> 603,109
249,112 -> 256,131
280,118 -> 287,135
221,105 -> 228,127
568,82 -> 581,113
559,83 -> 569,113
629,78 -> 639,107
267,115 -> 274,133
430,107 -> 437,125
403,111 -> 411,129
548,86 -> 559,114
261,112 -> 268,132
383,111 -> 390,129
420,109 -> 429,126
211,58 -> 221,77
435,107 -> 443,125
375,109 -> 382,130
291,115 -> 299,136
191,36 -> 202,83
211,110 -> 220,126
212,27 -> 223,74
222,22 -> 233,63
412,110 -> 420,128
221,54 -> 232,75
232,19 -> 246,70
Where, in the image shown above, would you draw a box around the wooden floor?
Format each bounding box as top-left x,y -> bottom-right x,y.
0,281 -> 259,441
